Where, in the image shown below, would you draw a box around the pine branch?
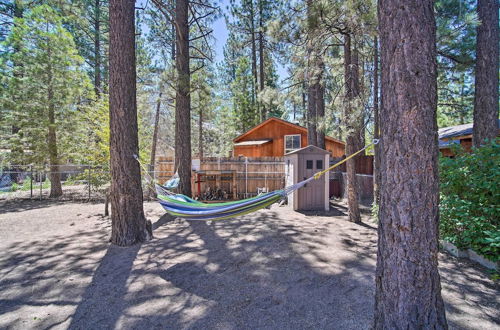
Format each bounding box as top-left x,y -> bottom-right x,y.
437,51 -> 474,65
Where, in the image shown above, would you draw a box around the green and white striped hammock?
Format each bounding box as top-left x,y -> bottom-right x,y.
153,140 -> 377,221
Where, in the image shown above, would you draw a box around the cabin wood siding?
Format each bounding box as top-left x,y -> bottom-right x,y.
233,118 -> 345,158
440,137 -> 473,157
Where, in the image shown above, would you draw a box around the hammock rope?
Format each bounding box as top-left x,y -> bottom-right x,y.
137,140 -> 379,221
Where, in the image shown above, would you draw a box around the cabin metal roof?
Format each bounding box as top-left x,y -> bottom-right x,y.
438,119 -> 500,140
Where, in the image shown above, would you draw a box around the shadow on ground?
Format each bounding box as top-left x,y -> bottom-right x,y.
0,201 -> 498,329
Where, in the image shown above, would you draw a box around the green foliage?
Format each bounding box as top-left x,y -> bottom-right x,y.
439,140 -> 500,261
436,0 -> 477,127
1,5 -> 93,165
221,0 -> 282,136
231,57 -> 259,132
75,96 -> 110,187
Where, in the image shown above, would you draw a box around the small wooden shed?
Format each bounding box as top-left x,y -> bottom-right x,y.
285,145 -> 330,211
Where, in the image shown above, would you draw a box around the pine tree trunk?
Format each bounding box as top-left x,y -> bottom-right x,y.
316,82 -> 326,149
258,0 -> 266,120
10,0 -> 24,161
147,92 -> 162,198
150,93 -> 162,168
473,0 -> 499,147
109,0 -> 151,246
343,33 -> 361,223
94,0 -> 101,96
250,0 -> 259,121
316,57 -> 325,149
171,21 -> 176,61
307,85 -> 318,146
198,105 -> 203,159
375,1 -> 447,328
352,46 -> 364,150
48,105 -> 62,198
175,0 -> 192,197
46,32 -> 62,198
306,0 -> 318,147
373,36 -> 380,204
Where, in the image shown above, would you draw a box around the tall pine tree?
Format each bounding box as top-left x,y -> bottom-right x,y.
2,5 -> 92,197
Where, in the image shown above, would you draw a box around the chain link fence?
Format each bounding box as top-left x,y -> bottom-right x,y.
0,164 -> 168,202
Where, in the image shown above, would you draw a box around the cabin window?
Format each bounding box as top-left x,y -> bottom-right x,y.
316,160 -> 323,169
284,135 -> 301,154
306,160 -> 313,169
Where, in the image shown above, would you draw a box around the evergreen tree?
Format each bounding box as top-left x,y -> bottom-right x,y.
1,5 -> 92,197
109,0 -> 151,245
375,0 -> 448,327
473,0 -> 499,146
436,0 -> 477,126
225,0 -> 281,125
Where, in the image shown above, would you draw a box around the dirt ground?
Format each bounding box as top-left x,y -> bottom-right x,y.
0,199 -> 498,330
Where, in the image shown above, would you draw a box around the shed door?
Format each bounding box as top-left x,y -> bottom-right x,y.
298,154 -> 325,210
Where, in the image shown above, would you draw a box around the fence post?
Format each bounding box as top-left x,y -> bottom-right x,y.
88,165 -> 91,201
30,165 -> 33,198
39,171 -> 42,200
264,172 -> 267,192
245,157 -> 248,198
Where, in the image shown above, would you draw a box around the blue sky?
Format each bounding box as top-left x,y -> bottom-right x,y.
212,0 -> 288,81
138,0 -> 287,82
212,0 -> 230,63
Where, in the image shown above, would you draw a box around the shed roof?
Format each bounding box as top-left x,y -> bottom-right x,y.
233,117 -> 345,145
438,119 -> 500,140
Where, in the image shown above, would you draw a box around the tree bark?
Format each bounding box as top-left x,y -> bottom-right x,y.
258,0 -> 266,120
48,98 -> 62,198
94,0 -> 101,96
150,92 -> 162,169
198,105 -> 203,159
375,1 -> 448,328
306,0 -> 318,147
352,45 -> 364,149
250,0 -> 259,121
473,0 -> 499,147
307,85 -> 318,146
46,27 -> 62,198
147,92 -> 162,198
373,36 -> 380,204
343,33 -> 361,223
109,0 -> 151,246
316,79 -> 326,149
10,0 -> 24,160
171,19 -> 176,61
175,0 -> 192,197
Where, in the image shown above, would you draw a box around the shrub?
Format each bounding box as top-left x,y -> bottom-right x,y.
439,140 -> 500,261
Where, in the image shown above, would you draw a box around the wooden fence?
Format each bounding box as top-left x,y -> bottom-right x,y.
156,157 -> 286,199
330,155 -> 373,175
156,155 -> 374,201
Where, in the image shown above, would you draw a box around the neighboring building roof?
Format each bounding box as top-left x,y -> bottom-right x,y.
285,145 -> 330,155
234,139 -> 272,146
233,117 -> 345,145
438,139 -> 460,149
438,119 -> 500,140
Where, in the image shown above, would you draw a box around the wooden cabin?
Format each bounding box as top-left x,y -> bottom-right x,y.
439,120 -> 500,157
233,117 -> 345,158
